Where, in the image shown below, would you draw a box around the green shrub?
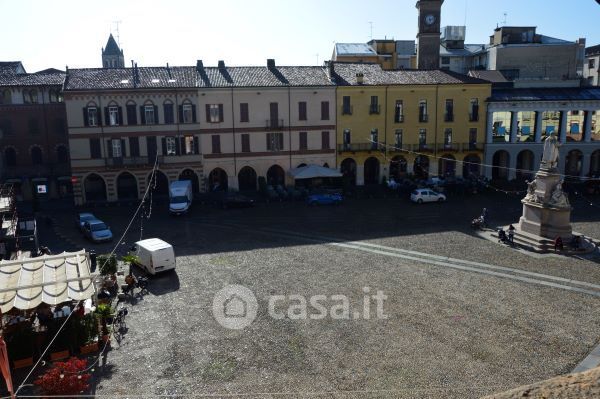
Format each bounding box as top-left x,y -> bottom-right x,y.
97,253 -> 117,275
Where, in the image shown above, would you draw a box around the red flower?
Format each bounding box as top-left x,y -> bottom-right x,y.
34,357 -> 90,395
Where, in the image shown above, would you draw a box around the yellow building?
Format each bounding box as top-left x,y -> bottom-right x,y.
330,62 -> 491,185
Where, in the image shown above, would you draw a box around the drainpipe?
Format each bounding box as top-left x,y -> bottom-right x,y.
231,86 -> 237,179
384,85 -> 388,176
434,84 -> 439,176
288,85 -> 292,172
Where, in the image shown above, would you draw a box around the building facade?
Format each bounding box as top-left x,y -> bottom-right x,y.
0,62 -> 69,201
484,87 -> 600,180
331,62 -> 490,185
64,60 -> 336,204
584,45 -> 600,87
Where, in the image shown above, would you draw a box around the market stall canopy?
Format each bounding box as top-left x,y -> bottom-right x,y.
289,164 -> 342,179
0,250 -> 94,313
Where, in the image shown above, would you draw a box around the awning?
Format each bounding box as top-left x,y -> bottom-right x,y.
289,164 -> 342,179
0,250 -> 95,313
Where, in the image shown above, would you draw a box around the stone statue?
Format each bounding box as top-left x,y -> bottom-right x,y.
525,179 -> 537,202
549,181 -> 570,208
541,132 -> 561,169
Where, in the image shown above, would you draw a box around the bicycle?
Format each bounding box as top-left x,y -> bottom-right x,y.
112,307 -> 128,342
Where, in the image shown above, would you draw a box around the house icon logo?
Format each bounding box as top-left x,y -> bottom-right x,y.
212,285 -> 258,330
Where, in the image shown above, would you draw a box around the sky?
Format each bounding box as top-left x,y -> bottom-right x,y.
1,0 -> 600,72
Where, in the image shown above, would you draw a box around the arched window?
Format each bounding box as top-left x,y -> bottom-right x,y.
0,89 -> 11,105
31,146 -> 43,165
125,100 -> 137,125
180,99 -> 195,124
56,145 -> 69,164
4,147 -> 16,167
85,101 -> 99,127
107,100 -> 121,126
142,100 -> 157,125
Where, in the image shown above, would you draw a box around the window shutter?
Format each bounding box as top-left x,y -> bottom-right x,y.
218,104 -> 224,122
193,136 -> 199,154
104,107 -> 110,126
192,105 -> 197,123
140,106 -> 146,124
83,107 -> 89,127
178,105 -> 184,123
121,139 -> 126,157
118,106 -> 123,125
179,137 -> 185,155
154,105 -> 159,124
107,139 -> 113,158
205,104 -> 210,122
266,133 -> 270,150
161,137 -> 167,156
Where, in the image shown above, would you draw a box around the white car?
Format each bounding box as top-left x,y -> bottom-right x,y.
410,189 -> 446,204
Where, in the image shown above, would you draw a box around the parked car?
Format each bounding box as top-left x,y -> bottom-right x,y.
215,192 -> 255,209
307,192 -> 343,206
410,189 -> 446,204
131,238 -> 175,275
82,220 -> 113,242
76,213 -> 97,232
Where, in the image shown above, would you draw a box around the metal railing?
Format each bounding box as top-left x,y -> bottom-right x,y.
105,156 -> 163,167
265,119 -> 284,130
341,105 -> 353,115
337,143 -> 382,152
419,114 -> 429,123
369,105 -> 381,115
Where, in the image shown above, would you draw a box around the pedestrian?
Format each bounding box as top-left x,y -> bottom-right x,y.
508,224 -> 515,244
554,236 -> 563,252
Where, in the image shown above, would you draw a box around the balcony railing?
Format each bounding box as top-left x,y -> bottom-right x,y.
411,144 -> 433,152
419,114 -> 428,123
469,113 -> 479,122
337,143 -> 382,152
369,105 -> 381,115
437,143 -> 460,152
389,144 -> 410,152
461,142 -> 483,151
444,114 -> 454,122
105,156 -> 163,167
341,105 -> 353,115
265,119 -> 284,130
394,114 -> 404,123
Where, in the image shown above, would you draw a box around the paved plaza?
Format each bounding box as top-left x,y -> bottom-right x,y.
39,193 -> 600,398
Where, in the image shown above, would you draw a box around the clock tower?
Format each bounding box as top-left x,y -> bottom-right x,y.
416,0 -> 443,70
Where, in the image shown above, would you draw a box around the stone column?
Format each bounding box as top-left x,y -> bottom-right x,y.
581,153 -> 591,177
486,109 -> 494,143
508,150 -> 517,180
510,111 -> 519,143
356,165 -> 365,186
583,110 -> 593,143
559,111 -> 568,143
534,111 -> 543,143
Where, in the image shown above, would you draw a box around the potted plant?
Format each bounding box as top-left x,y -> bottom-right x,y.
7,327 -> 34,369
97,253 -> 117,276
34,357 -> 90,396
78,314 -> 99,354
94,304 -> 114,343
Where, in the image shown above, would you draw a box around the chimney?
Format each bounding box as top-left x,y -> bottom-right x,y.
166,62 -> 171,78
327,61 -> 334,78
267,59 -> 276,68
196,59 -> 204,72
131,60 -> 136,87
134,63 -> 140,87
356,72 -> 364,85
218,60 -> 225,69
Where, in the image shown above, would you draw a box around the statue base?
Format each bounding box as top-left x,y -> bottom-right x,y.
518,200 -> 572,240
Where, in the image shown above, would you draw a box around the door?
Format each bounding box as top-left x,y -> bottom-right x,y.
147,137 -> 157,164
269,102 -> 278,128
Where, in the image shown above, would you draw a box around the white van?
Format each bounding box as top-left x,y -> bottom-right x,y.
132,238 -> 176,274
169,180 -> 193,215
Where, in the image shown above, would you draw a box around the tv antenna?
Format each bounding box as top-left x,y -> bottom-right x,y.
502,12 -> 507,26
369,21 -> 373,40
112,20 -> 122,46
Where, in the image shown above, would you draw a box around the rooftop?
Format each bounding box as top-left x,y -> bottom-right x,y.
64,64 -> 334,90
334,43 -> 378,57
330,62 -> 489,86
490,87 -> 600,102
0,61 -> 65,87
103,33 -> 122,55
586,44 -> 600,56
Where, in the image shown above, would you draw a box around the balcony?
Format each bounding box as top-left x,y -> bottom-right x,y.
437,143 -> 460,152
369,105 -> 381,115
265,119 -> 284,130
337,143 -> 382,153
469,113 -> 479,122
461,142 -> 483,151
341,105 -> 353,115
419,114 -> 429,123
411,144 -> 433,153
389,144 -> 410,153
105,156 -> 163,168
394,114 -> 404,123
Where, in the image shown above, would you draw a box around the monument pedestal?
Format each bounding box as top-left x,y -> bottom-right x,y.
515,166 -> 573,241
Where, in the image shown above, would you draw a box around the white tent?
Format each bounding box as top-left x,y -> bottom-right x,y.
289,164 -> 342,180
0,250 -> 95,313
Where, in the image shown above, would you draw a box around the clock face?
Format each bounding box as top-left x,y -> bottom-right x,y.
425,14 -> 436,25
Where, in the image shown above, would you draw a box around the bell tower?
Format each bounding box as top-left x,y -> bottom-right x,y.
416,0 -> 443,70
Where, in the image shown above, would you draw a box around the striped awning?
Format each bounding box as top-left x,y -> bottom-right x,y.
0,251 -> 95,313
